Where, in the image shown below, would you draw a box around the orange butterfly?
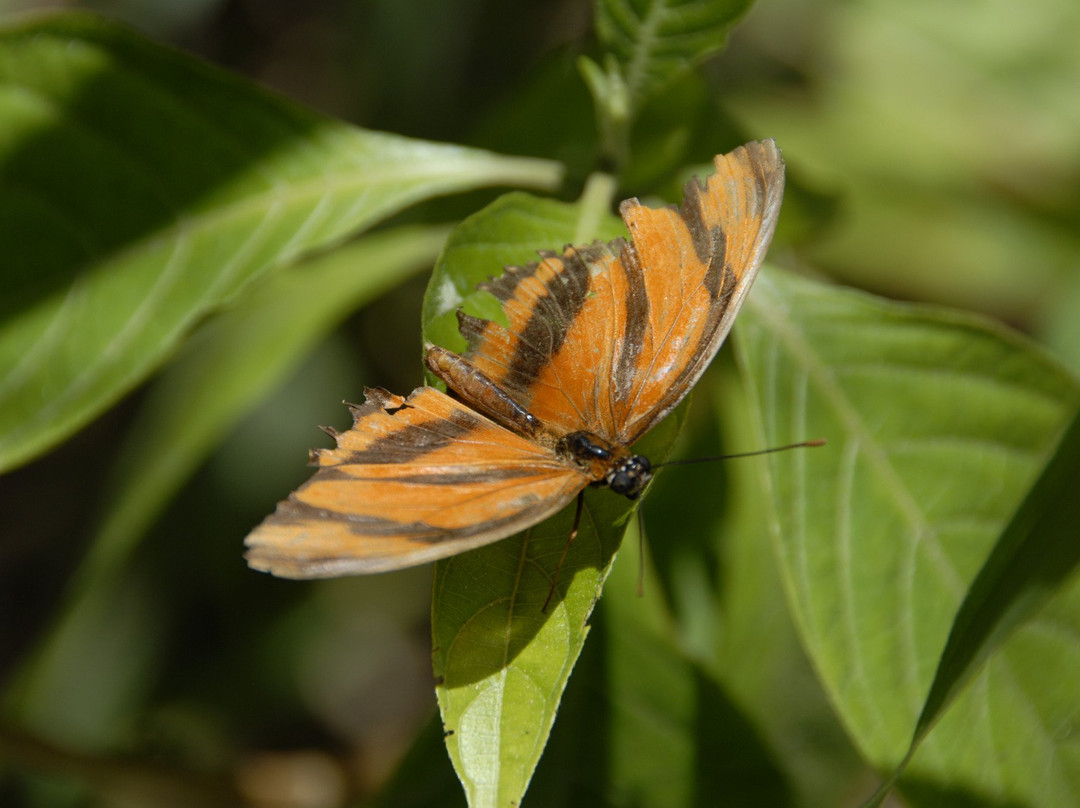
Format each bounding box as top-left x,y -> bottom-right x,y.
245,140 -> 785,579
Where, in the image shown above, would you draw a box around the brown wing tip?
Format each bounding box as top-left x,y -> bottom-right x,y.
243,506 -> 351,580
454,309 -> 491,348
723,137 -> 782,162
560,239 -> 623,263
477,261 -> 529,299
244,547 -> 272,573
363,387 -> 398,407
617,140 -> 785,227
348,387 -> 407,419
618,196 -> 642,217
712,139 -> 786,185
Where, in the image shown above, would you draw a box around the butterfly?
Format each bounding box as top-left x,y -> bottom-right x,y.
244,140 -> 785,579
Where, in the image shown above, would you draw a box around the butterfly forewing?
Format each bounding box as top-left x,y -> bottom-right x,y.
615,141 -> 785,441
458,141 -> 785,446
245,387 -> 589,578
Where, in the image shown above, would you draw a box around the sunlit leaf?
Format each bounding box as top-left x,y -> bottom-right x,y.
736,267 -> 1080,806
859,405 -> 1080,807
0,13 -> 561,471
424,189 -> 683,807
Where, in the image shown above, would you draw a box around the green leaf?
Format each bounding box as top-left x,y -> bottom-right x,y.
514,364 -> 850,807
735,268 -> 1080,805
595,0 -> 753,110
648,359 -> 870,806
862,404 -> 1080,807
424,189 -> 682,807
5,227 -> 450,746
0,12 -> 562,472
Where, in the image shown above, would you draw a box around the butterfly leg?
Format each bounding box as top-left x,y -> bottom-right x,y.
541,491 -> 585,613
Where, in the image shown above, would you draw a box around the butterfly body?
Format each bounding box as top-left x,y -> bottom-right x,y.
425,344 -> 545,440
426,342 -> 651,497
245,140 -> 785,579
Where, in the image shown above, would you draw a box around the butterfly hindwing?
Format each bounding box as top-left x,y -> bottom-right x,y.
455,240 -> 628,439
244,387 -> 589,578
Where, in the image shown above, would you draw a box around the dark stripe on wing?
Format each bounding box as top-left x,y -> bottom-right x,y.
480,259 -> 542,303
480,245 -> 597,395
326,409 -> 481,465
701,226 -> 728,299
677,176 -> 730,302
614,241 -> 649,403
275,495 -> 555,544
680,261 -> 737,391
679,178 -> 728,271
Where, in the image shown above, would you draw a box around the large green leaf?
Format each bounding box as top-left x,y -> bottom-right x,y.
0,12 -> 561,471
736,268 -> 1080,806
423,190 -> 684,807
864,404 -> 1080,806
644,358 -> 869,807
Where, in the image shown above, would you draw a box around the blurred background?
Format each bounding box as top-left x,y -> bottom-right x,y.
1,0 -> 1078,806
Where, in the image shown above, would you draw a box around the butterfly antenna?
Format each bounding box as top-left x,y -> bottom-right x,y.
542,491 -> 585,613
652,438 -> 826,469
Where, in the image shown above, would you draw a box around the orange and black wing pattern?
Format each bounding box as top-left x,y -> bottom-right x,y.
456,140 -> 784,445
245,387 -> 589,578
244,140 -> 785,578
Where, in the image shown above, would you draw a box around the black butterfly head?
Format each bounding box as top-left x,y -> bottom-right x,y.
606,454 -> 652,500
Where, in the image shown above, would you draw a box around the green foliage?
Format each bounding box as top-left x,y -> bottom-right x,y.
585,0 -> 752,165
738,269 -> 1080,807
2,2 -> 1079,808
595,0 -> 752,109
424,191 -> 684,806
0,13 -> 560,472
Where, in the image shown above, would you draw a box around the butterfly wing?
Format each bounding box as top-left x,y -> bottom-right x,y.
613,140 -> 786,441
455,140 -> 785,444
245,387 -> 589,578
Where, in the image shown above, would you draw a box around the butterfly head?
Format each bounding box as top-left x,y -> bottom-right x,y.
558,431 -> 653,500
605,454 -> 652,500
